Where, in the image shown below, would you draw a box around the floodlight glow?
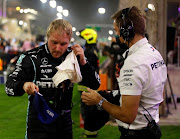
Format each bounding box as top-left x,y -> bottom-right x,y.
49,0 -> 56,8
57,6 -> 63,13
20,9 -> 24,13
63,9 -> 69,17
71,38 -> 75,42
24,9 -> 28,13
98,8 -> 105,14
19,20 -> 24,25
23,22 -> 27,27
40,0 -> 47,3
57,13 -> 63,19
109,30 -> 113,35
148,4 -> 155,11
76,32 -> 80,36
72,27 -> 76,32
108,36 -> 112,41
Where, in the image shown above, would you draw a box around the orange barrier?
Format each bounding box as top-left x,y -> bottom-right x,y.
79,113 -> 84,128
0,58 -> 3,71
98,73 -> 107,91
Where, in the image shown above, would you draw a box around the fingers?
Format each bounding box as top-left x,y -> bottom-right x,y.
81,89 -> 100,105
35,85 -> 39,93
72,44 -> 83,57
87,88 -> 95,93
81,91 -> 90,103
71,44 -> 86,65
23,82 -> 39,95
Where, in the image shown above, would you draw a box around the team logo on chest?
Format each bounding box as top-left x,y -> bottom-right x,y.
41,57 -> 48,65
40,57 -> 52,67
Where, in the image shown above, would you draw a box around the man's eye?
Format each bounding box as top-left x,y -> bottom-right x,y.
52,41 -> 57,44
61,43 -> 67,46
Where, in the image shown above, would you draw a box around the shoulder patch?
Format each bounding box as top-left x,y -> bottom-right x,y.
17,54 -> 26,64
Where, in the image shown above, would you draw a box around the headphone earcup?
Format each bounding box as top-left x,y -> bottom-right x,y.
120,25 -> 135,41
120,27 -> 129,40
128,25 -> 135,41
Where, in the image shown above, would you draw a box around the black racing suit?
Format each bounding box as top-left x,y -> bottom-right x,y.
84,43 -> 99,73
80,43 -> 99,121
5,43 -> 101,139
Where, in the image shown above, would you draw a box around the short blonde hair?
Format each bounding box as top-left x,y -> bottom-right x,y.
46,19 -> 72,40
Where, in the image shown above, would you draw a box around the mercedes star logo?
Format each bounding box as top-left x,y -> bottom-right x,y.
41,57 -> 48,65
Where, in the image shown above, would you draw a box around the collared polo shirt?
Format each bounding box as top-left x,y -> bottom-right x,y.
116,38 -> 167,129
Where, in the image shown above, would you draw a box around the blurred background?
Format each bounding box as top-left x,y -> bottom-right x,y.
0,0 -> 180,138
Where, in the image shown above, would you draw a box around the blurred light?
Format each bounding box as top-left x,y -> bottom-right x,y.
23,22 -> 27,27
71,38 -> 75,42
30,9 -> 38,15
57,6 -> 63,13
109,30 -> 113,35
57,13 -> 63,19
63,9 -> 69,17
12,38 -> 16,43
76,31 -> 80,36
16,7 -> 20,11
19,8 -> 38,15
19,20 -> 24,25
145,8 -> 148,12
20,9 -> 24,13
24,9 -> 28,13
11,20 -> 16,23
178,7 -> 180,12
40,0 -> 47,3
1,18 -> 8,24
108,36 -> 112,41
98,8 -> 106,14
49,0 -> 56,8
148,4 -> 155,11
72,27 -> 76,32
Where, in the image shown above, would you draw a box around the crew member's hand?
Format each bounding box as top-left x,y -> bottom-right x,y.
71,44 -> 87,66
23,82 -> 39,95
81,88 -> 103,105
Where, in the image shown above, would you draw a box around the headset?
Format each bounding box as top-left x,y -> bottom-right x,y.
120,7 -> 135,41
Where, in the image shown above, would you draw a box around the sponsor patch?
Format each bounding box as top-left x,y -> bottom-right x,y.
17,54 -> 25,64
151,60 -> 165,70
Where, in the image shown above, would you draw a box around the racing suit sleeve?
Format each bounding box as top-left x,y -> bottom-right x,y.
85,50 -> 99,73
80,61 -> 100,90
5,54 -> 35,96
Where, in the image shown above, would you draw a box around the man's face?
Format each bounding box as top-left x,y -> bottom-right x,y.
113,21 -> 120,36
113,21 -> 124,43
48,31 -> 70,58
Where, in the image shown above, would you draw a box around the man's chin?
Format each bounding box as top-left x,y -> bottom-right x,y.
52,53 -> 61,58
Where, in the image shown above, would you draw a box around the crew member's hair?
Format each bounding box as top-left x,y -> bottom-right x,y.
111,6 -> 146,36
46,19 -> 72,40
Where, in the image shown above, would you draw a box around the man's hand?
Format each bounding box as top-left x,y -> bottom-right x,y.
23,82 -> 39,95
81,88 -> 103,105
71,44 -> 87,66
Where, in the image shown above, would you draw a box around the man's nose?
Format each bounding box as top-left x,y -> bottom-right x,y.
55,44 -> 61,51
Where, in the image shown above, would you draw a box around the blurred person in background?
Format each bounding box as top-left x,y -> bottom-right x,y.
21,38 -> 33,52
36,35 -> 45,47
78,28 -> 99,138
100,37 -> 126,90
5,19 -> 100,139
0,33 -> 7,52
81,6 -> 167,139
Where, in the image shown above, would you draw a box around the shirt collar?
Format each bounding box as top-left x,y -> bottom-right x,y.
128,37 -> 148,56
